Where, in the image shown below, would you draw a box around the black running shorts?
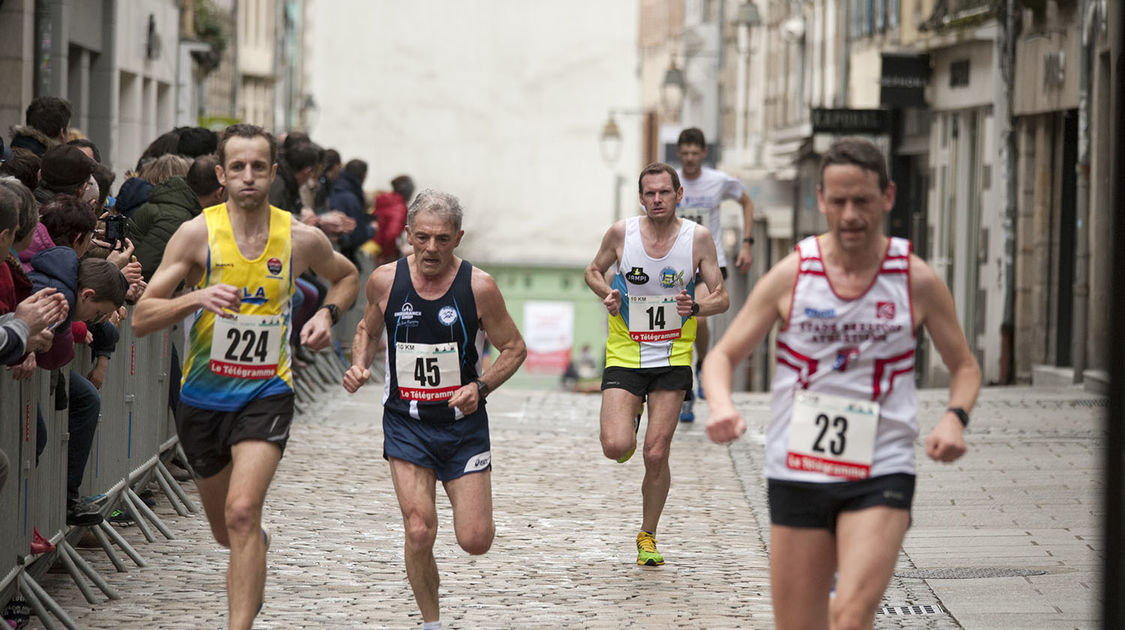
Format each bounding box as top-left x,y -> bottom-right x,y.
601,366 -> 693,397
767,473 -> 916,532
174,392 -> 295,479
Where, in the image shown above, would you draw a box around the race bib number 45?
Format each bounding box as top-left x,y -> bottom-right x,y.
627,295 -> 681,342
211,314 -> 282,379
396,342 -> 461,401
786,390 -> 879,480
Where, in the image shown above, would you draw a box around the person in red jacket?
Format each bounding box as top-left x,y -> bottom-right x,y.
373,175 -> 414,266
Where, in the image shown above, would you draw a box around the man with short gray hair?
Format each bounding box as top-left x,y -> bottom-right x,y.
344,189 -> 526,629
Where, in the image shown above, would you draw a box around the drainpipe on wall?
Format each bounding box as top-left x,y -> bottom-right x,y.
230,0 -> 239,120
999,0 -> 1018,383
1071,0 -> 1095,384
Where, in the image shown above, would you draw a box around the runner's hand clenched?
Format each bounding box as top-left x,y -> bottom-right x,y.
197,284 -> 241,317
343,365 -> 371,393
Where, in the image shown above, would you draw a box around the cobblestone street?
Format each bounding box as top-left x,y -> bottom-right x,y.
27,384 -> 1104,629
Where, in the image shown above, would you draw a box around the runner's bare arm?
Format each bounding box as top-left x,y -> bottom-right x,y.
683,225 -> 729,317
584,221 -> 625,315
701,253 -> 798,443
912,255 -> 980,462
343,264 -> 393,393
133,217 -> 240,337
446,269 -> 527,415
734,192 -> 756,273
292,221 -> 360,350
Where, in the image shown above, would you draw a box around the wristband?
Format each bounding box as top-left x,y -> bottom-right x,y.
743,236 -> 755,244
319,303 -> 340,325
473,378 -> 491,398
947,406 -> 969,427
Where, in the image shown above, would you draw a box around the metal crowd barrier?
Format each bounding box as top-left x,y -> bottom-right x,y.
0,307 -> 348,629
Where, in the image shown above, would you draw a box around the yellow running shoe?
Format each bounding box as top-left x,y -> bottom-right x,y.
617,405 -> 643,463
636,531 -> 664,566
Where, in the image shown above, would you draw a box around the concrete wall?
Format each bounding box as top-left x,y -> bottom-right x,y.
304,0 -> 641,267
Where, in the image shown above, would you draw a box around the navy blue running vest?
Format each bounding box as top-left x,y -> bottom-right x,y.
384,258 -> 483,422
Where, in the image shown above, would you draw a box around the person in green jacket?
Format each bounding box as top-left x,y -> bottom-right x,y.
133,155 -> 226,282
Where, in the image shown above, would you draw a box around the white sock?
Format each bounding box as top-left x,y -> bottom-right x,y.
422,622 -> 443,630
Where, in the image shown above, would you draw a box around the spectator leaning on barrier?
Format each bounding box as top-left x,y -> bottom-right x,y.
0,185 -> 68,365
30,195 -> 128,526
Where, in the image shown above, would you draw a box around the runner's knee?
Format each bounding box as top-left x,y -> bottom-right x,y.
830,593 -> 878,630
224,498 -> 262,537
402,511 -> 437,551
456,521 -> 494,555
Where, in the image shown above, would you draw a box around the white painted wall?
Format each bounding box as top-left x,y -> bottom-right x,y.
305,0 -> 641,266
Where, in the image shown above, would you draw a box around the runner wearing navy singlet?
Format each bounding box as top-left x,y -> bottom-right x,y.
344,190 -> 526,629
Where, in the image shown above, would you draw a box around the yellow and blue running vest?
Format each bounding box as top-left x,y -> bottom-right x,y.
605,216 -> 697,369
180,203 -> 294,411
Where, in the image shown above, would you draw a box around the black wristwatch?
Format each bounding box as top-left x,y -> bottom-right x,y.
473,378 -> 491,398
319,303 -> 340,325
947,406 -> 970,428
690,302 -> 700,316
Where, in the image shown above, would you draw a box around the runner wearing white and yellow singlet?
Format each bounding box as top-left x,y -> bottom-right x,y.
585,162 -> 728,567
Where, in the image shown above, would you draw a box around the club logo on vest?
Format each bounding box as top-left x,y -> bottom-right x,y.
625,267 -> 649,285
394,302 -> 420,327
438,306 -> 459,326
833,346 -> 860,371
659,267 -> 684,288
240,286 -> 268,305
876,301 -> 896,319
463,450 -> 491,473
266,257 -> 283,277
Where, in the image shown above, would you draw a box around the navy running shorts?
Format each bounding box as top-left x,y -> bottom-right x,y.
174,392 -> 294,479
767,473 -> 916,532
382,408 -> 492,482
601,366 -> 693,397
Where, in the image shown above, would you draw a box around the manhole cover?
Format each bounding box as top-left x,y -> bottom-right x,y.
878,604 -> 945,616
896,567 -> 1048,579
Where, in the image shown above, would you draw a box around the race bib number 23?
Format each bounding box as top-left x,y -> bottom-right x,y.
787,391 -> 879,480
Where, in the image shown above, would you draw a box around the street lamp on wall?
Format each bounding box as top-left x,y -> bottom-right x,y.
734,1 -> 762,29
661,61 -> 686,121
600,115 -> 622,164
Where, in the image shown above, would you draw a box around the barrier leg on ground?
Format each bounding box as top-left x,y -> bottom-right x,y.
89,525 -> 128,573
54,541 -> 99,604
17,570 -> 79,630
152,463 -> 190,517
118,492 -> 156,543
94,521 -> 145,567
58,540 -> 120,601
124,486 -> 174,540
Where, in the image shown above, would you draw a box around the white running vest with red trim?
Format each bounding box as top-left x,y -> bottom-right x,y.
766,236 -> 917,482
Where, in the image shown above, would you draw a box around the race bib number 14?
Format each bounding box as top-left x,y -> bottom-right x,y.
396,342 -> 461,401
787,391 -> 879,480
627,295 -> 681,342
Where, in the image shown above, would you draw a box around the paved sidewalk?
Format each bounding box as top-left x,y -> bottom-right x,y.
26,385 -> 1104,629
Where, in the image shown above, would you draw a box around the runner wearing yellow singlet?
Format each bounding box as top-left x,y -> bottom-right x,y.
133,124 -> 358,630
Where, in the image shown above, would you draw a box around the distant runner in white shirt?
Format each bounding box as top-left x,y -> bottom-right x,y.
675,127 -> 755,422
